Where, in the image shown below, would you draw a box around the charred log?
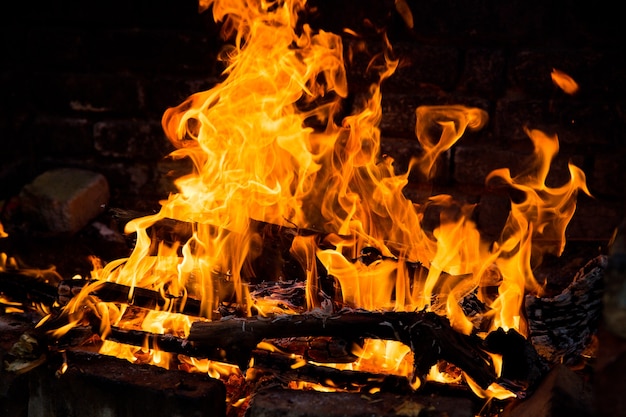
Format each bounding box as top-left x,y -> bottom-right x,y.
188,310 -> 499,389
58,278 -> 203,317
269,336 -> 358,363
250,347 -> 416,393
0,270 -> 60,309
53,312 -> 529,394
525,255 -> 606,365
109,208 -> 318,285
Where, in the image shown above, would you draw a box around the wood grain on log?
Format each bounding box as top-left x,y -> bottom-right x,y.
525,255 -> 606,364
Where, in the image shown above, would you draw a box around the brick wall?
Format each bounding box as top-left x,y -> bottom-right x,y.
1,0 -> 624,241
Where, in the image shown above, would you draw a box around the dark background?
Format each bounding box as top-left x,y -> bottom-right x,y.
1,0 -> 624,243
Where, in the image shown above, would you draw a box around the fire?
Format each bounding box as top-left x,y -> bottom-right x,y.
6,0 -> 591,406
551,68 -> 579,95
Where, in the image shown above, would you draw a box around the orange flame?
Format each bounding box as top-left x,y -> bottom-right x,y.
39,0 -> 591,402
551,68 -> 579,95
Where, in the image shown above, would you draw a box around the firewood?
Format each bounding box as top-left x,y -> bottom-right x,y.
1,252 -> 603,397
250,347 -> 415,393
58,278 -> 203,317
525,255 -> 606,365
0,270 -> 60,309
187,310 -> 499,389
269,336 -> 358,363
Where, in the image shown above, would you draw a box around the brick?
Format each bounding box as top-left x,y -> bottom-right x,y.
19,168 -> 110,235
32,73 -> 143,115
458,48 -> 507,98
565,196 -> 622,242
475,191 -> 511,241
494,99 -> 555,145
380,93 -> 454,138
98,161 -> 152,198
590,152 -> 626,199
379,136 -> 422,175
84,29 -> 217,75
453,145 -> 525,185
141,76 -> 220,117
384,42 -> 461,93
94,119 -> 173,159
156,157 -> 194,196
25,117 -> 96,158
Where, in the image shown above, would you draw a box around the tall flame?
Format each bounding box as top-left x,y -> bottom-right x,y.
39,0 -> 591,400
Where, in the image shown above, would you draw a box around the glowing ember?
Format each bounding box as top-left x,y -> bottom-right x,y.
10,0 -> 591,404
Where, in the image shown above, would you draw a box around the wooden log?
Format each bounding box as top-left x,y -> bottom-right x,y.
58,279 -> 203,317
525,255 -> 606,365
188,310 -> 499,389
0,271 -> 60,310
2,252 -> 602,397
1,266 -> 544,393
250,347 -> 413,392
270,336 -> 358,363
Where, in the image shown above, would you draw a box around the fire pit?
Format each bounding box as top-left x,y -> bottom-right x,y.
0,1 -> 623,416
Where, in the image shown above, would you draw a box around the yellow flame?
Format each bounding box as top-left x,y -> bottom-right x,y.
465,376 -> 517,401
34,0 -> 592,402
426,362 -> 462,384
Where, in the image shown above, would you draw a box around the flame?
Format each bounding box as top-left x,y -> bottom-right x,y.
0,221 -> 8,238
27,0 -> 591,404
551,68 -> 579,95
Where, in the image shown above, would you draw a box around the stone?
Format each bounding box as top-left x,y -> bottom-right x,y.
19,168 -> 110,235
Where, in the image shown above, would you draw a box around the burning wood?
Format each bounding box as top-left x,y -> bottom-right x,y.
186,309 -> 548,394
3,256 -> 604,399
57,278 -> 203,317
0,0 -> 607,415
525,255 -> 606,364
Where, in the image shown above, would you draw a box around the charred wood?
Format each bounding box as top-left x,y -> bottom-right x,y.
269,336 -> 358,363
109,208 -> 315,284
250,347 -> 415,393
0,270 -> 60,309
483,328 -> 549,397
58,278 -> 203,317
188,310 -> 499,389
525,255 -> 606,365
